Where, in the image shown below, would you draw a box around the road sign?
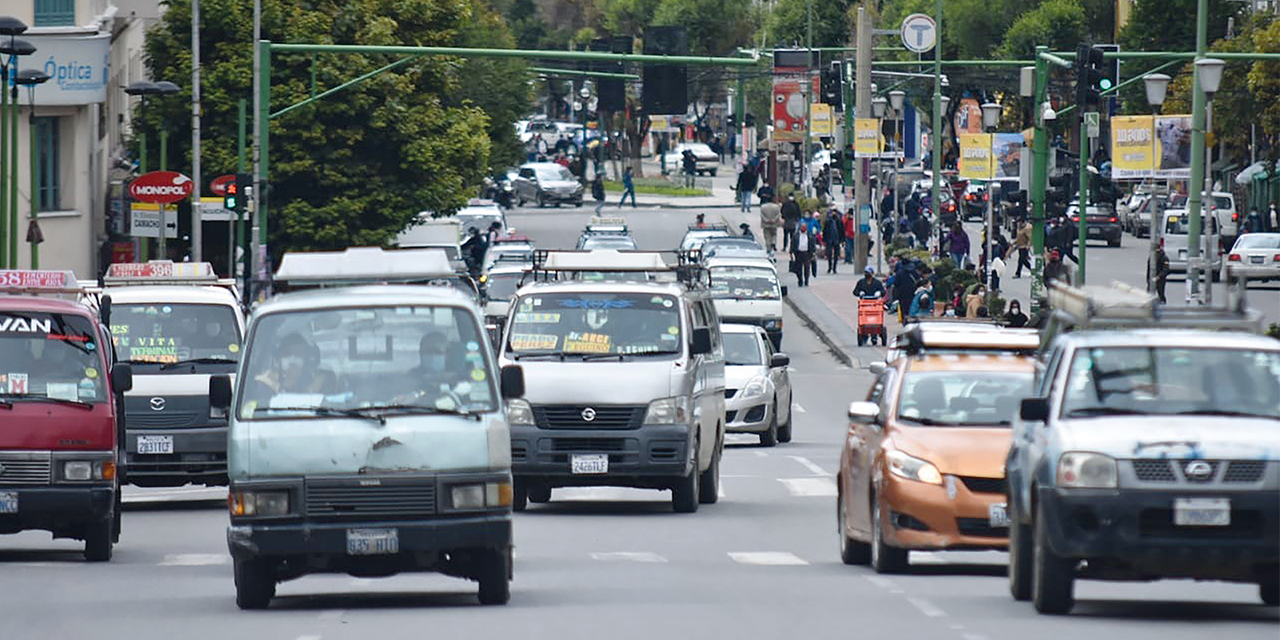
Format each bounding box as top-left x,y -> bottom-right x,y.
209,174 -> 236,196
129,202 -> 178,238
200,197 -> 236,221
128,171 -> 194,204
900,14 -> 937,54
1084,111 -> 1100,138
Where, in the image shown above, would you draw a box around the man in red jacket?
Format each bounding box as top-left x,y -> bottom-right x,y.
843,208 -> 856,265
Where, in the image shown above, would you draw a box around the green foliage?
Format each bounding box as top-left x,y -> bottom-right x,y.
1268,323 -> 1280,340
996,0 -> 1087,61
457,2 -> 533,172
928,257 -> 979,305
139,0 -> 516,257
1118,0 -> 1243,110
1248,18 -> 1280,158
652,0 -> 757,56
765,0 -> 851,49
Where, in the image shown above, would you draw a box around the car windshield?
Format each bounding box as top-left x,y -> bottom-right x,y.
236,305 -> 496,421
1061,346 -> 1280,419
1234,234 -> 1280,250
709,266 -> 780,300
112,303 -> 241,366
1165,215 -> 1216,235
581,236 -> 636,250
483,273 -> 522,302
723,333 -> 763,366
0,312 -> 107,403
896,371 -> 1032,426
681,230 -> 730,250
536,166 -> 574,182
507,292 -> 681,357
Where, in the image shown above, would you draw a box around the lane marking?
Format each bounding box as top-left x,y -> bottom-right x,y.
787,455 -> 829,476
728,552 -> 809,566
793,403 -> 807,414
554,487 -> 667,502
907,596 -> 946,618
590,552 -> 668,563
962,635 -> 989,640
863,574 -> 903,593
296,636 -> 322,640
160,554 -> 228,566
718,485 -> 726,499
779,477 -> 838,497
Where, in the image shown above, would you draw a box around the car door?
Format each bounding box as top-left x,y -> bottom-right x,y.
1011,344 -> 1064,518
846,367 -> 894,537
516,168 -> 536,201
759,330 -> 791,425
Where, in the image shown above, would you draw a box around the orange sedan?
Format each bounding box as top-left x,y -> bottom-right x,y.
837,351 -> 1034,573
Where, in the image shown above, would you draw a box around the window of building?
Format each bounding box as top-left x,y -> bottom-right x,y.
35,117 -> 61,212
33,0 -> 76,26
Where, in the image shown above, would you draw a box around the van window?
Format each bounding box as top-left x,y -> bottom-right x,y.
0,312 -> 106,403
1164,215 -> 1217,235
508,292 -> 681,357
112,303 -> 240,366
709,266 -> 780,300
236,305 -> 495,420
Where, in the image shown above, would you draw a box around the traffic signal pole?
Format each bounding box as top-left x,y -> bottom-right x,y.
1078,116 -> 1089,284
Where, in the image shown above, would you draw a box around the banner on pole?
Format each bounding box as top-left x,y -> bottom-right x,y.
992,133 -> 1023,179
809,103 -> 833,137
1111,115 -> 1155,179
853,118 -> 883,157
958,133 -> 993,180
772,70 -> 810,143
1155,115 -> 1192,178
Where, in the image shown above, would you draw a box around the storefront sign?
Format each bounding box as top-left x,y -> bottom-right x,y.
17,34 -> 111,106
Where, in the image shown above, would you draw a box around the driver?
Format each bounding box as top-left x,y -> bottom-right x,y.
253,332 -> 335,397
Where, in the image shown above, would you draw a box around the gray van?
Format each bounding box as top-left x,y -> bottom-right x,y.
498,251 -> 726,513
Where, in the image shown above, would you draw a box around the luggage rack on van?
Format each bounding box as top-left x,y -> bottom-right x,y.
584,216 -> 629,234
1044,281 -> 1263,338
524,249 -> 708,287
101,261 -> 232,287
274,246 -> 461,286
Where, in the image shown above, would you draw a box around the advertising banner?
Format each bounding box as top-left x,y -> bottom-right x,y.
992,133 -> 1023,179
1155,115 -> 1193,178
809,103 -> 833,137
18,34 -> 111,106
953,98 -> 983,134
1111,115 -> 1156,179
772,71 -> 808,143
958,133 -> 993,180
853,118 -> 883,157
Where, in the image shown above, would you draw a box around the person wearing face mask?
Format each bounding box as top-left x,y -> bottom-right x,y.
253,333 -> 335,401
1003,300 -> 1028,328
965,285 -> 987,318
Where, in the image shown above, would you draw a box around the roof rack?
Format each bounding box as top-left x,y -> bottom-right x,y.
585,215 -> 628,232
686,222 -> 729,231
1045,281 -> 1263,336
275,247 -> 457,285
525,249 -> 707,287
900,323 -> 1040,356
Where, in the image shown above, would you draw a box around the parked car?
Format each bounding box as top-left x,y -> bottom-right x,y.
1162,209 -> 1222,280
1224,232 -> 1280,284
662,143 -> 719,176
722,324 -> 792,446
513,163 -> 584,208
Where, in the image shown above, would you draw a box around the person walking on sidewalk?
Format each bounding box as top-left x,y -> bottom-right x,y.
889,261 -> 917,324
802,210 -> 821,279
790,215 -> 817,287
947,223 -> 970,268
781,194 -> 802,250
1010,219 -> 1032,278
1154,242 -> 1171,303
760,195 -> 782,252
737,165 -> 758,213
844,208 -> 857,265
682,150 -> 698,189
591,173 -> 606,214
824,209 -> 845,274
619,166 -> 637,208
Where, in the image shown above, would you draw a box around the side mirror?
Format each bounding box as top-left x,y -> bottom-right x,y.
847,401 -> 881,424
780,285 -> 789,298
1020,397 -> 1049,422
99,294 -> 112,327
868,361 -> 887,375
209,375 -> 233,410
500,365 -> 525,399
690,327 -> 712,355
770,353 -> 790,368
110,362 -> 133,394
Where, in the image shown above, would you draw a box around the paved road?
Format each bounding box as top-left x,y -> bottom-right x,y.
1,205 -> 1274,639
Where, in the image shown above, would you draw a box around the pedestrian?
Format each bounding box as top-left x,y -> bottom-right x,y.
948,223 -> 970,268
781,193 -> 802,250
760,195 -> 782,252
824,209 -> 845,274
682,150 -> 697,188
461,227 -> 486,276
990,254 -> 1005,293
535,134 -> 549,161
737,166 -> 758,213
853,266 -> 886,299
695,213 -> 707,229
912,214 -> 931,250
909,283 -> 933,318
965,284 -> 986,318
803,210 -> 821,279
1011,219 -> 1032,278
619,165 -> 637,208
1154,241 -> 1171,303
890,261 -> 917,324
757,181 -> 775,205
1270,203 -> 1278,231
591,172 -> 606,214
739,223 -> 755,240
1003,300 -> 1028,327
844,208 -> 857,265
790,214 -> 817,287
880,187 -> 895,221
1043,249 -> 1071,285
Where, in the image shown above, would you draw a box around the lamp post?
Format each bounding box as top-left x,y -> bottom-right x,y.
981,101 -> 1001,292
936,94 -> 951,253
889,90 -> 905,268
125,80 -> 181,261
0,17 -> 28,269
15,68 -> 48,268
1194,58 -> 1225,306
0,36 -> 34,269
872,96 -> 888,275
1143,72 -> 1171,296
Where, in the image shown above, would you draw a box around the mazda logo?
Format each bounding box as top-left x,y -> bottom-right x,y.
581,407 -> 597,422
1184,460 -> 1213,480
150,397 -> 166,411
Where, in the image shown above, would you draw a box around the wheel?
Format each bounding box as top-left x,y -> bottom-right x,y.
233,557 -> 277,610
710,169 -> 717,177
777,408 -> 793,444
574,201 -> 583,208
1211,267 -> 1221,283
1262,580 -> 1279,606
83,518 -> 113,562
1031,502 -> 1075,614
536,193 -> 546,208
870,492 -> 908,573
698,439 -> 720,504
528,483 -> 551,504
760,411 -> 778,447
511,479 -> 529,512
857,333 -> 867,346
1008,498 -> 1032,601
672,442 -> 701,513
477,548 -> 512,605
838,489 -> 870,565
1108,237 -> 1120,247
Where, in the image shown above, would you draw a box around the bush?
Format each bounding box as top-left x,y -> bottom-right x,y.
929,258 -> 979,305
1269,323 -> 1280,340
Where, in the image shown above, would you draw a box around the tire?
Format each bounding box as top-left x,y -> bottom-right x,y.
870,492 -> 909,573
1262,580 -> 1279,606
760,411 -> 778,448
698,439 -> 720,504
1008,498 -> 1033,602
857,333 -> 867,346
477,548 -> 512,605
672,442 -> 701,513
1031,502 -> 1075,615
777,409 -> 793,443
511,479 -> 529,512
528,483 -> 551,504
710,169 -> 717,177
83,518 -> 113,562
1108,237 -> 1120,248
233,557 -> 276,610
574,200 -> 583,208
536,193 -> 546,208
838,489 -> 870,565
112,489 -> 122,544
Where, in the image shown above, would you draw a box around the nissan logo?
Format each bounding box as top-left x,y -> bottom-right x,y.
150,397 -> 166,411
581,407 -> 597,422
1184,460 -> 1214,480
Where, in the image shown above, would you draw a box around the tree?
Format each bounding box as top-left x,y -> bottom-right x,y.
1247,17 -> 1280,159
765,0 -> 851,50
996,0 -> 1087,60
651,0 -> 757,56
457,2 -> 534,172
1118,0 -> 1243,111
139,0 -> 506,261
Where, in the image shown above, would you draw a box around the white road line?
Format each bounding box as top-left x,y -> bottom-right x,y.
718,485 -> 726,499
159,554 -> 228,566
787,455 -> 829,476
590,552 -> 668,563
962,634 -> 989,640
728,552 -> 809,566
752,451 -> 767,458
778,477 -> 837,497
317,610 -> 345,621
792,403 -> 807,413
907,596 -> 946,618
295,635 -> 322,640
862,574 -> 903,593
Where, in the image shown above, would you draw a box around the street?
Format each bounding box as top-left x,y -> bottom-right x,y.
1,205 -> 1275,640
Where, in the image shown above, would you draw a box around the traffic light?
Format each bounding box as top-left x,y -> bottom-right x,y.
225,173 -> 252,213
223,181 -> 239,211
821,61 -> 843,111
1075,44 -> 1108,109
642,27 -> 687,115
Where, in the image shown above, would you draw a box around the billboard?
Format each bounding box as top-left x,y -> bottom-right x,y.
992,133 -> 1023,179
1111,115 -> 1155,179
772,71 -> 813,143
958,133 -> 993,180
809,103 -> 833,137
1155,115 -> 1192,178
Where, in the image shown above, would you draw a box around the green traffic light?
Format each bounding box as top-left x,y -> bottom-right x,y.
1099,77 -> 1113,91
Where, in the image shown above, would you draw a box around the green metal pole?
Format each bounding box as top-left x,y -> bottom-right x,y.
258,41 -> 271,295
842,60 -> 853,191
9,81 -> 18,268
159,129 -> 168,260
237,99 -> 247,293
1077,119 -> 1089,285
1185,0 -> 1209,303
931,0 -> 943,244
28,108 -> 36,268
1030,47 -> 1049,310
1,62 -> 9,269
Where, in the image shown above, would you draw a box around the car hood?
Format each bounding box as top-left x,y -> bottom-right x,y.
543,180 -> 580,190
725,364 -> 767,389
1054,415 -> 1280,460
889,424 -> 1012,478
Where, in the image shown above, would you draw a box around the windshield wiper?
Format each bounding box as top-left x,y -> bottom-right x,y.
1065,406 -> 1146,418
352,404 -> 479,423
253,406 -> 385,423
578,353 -> 625,361
510,352 -> 569,361
1171,409 -> 1279,420
0,393 -> 93,410
160,356 -> 238,370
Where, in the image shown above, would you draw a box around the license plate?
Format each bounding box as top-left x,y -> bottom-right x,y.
0,491 -> 16,514
988,502 -> 1010,528
571,453 -> 609,475
346,528 -> 399,555
1174,497 -> 1230,526
1088,228 -> 1102,236
1251,256 -> 1265,264
137,435 -> 174,455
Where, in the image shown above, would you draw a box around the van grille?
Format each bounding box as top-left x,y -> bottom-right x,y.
532,405 -> 644,430
552,438 -> 626,452
1132,460 -> 1176,482
305,480 -> 436,519
129,411 -> 203,428
0,453 -> 51,485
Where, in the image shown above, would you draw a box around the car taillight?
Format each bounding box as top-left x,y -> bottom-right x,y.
1274,254 -> 1280,262
1228,253 -> 1241,262
1232,212 -> 1239,221
983,193 -> 989,201
1071,216 -> 1080,222
1108,216 -> 1118,223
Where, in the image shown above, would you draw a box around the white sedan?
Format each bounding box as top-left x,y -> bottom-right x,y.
1225,232 -> 1280,284
662,143 -> 719,176
722,324 -> 793,446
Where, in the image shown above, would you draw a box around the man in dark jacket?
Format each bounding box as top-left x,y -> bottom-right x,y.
780,194 -> 802,250
853,266 -> 886,299
823,210 -> 845,274
890,261 -> 917,324
737,167 -> 758,212
790,215 -> 817,287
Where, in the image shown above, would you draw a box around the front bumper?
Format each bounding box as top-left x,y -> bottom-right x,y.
125,426 -> 228,486
1037,486 -> 1279,581
540,190 -> 582,203
0,485 -> 115,536
725,393 -> 771,434
510,424 -> 693,487
880,474 -> 1009,551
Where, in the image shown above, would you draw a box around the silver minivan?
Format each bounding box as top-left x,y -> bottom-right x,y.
498,251 -> 726,513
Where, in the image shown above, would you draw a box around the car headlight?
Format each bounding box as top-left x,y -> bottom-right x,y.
449,482 -> 513,510
763,318 -> 782,331
741,375 -> 768,399
61,460 -> 115,481
644,396 -> 690,425
228,490 -> 290,517
506,398 -> 535,426
1056,452 -> 1117,489
885,449 -> 943,485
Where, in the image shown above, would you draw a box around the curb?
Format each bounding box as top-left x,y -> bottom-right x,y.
784,295 -> 858,369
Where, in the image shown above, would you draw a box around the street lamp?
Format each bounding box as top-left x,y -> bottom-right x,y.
981,102 -> 1001,291
0,36 -> 35,268
16,68 -> 48,267
1143,73 -> 1171,114
934,94 -> 951,248
0,17 -> 26,269
1194,58 -> 1226,305
125,79 -> 181,260
888,90 -> 906,269
1143,72 -> 1172,297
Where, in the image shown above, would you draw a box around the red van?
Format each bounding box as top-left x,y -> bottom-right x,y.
0,270 -> 132,561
